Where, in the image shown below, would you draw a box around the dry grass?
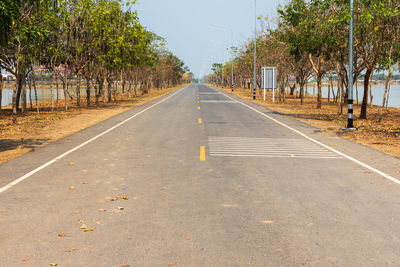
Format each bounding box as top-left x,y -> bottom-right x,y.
0,86 -> 184,164
215,85 -> 400,159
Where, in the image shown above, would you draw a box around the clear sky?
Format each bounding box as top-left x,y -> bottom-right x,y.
135,0 -> 283,78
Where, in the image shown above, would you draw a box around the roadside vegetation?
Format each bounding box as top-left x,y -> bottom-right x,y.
208,0 -> 400,121
0,0 -> 191,121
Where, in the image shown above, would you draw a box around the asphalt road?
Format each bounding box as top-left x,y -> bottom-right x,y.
1,84 -> 400,266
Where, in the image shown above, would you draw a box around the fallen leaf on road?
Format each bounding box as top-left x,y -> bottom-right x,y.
83,228 -> 94,232
64,247 -> 76,252
96,221 -> 101,225
69,186 -> 75,190
111,197 -> 118,201
69,162 -> 75,166
77,219 -> 84,223
58,233 -> 67,237
262,220 -> 274,224
168,263 -> 176,266
98,209 -> 106,212
21,258 -> 30,262
121,196 -> 129,200
80,224 -> 87,229
120,265 -> 130,267
118,207 -> 124,210
82,181 -> 88,184
50,264 -> 57,266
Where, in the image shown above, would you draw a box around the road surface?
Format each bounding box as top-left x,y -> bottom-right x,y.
1,84 -> 400,266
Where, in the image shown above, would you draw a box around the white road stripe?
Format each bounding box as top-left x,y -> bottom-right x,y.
199,92 -> 221,95
212,87 -> 400,185
0,87 -> 187,194
200,100 -> 238,103
211,154 -> 342,159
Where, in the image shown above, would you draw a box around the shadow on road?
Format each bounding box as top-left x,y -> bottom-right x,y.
0,138 -> 50,152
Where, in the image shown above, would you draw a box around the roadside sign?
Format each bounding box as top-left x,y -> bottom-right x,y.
261,67 -> 277,102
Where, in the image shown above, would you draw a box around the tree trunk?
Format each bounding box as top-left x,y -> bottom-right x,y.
360,68 -> 372,119
379,71 -> 392,122
56,74 -> 59,106
28,76 -> 33,109
327,72 -> 331,103
369,70 -> 373,107
50,74 -> 54,112
316,74 -> 322,109
76,74 -> 81,108
300,82 -> 304,105
86,77 -> 90,106
0,72 -> 3,110
21,77 -> 26,113
33,70 -> 39,114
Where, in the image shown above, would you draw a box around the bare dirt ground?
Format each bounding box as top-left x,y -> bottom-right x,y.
0,86 -> 183,164
215,86 -> 400,159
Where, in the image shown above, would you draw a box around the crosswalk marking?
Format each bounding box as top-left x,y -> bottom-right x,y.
208,137 -> 342,159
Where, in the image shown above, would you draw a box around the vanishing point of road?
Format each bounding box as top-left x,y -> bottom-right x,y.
1,85 -> 400,266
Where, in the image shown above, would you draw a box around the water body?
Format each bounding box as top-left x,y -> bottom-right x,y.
304,84 -> 400,108
1,89 -> 64,107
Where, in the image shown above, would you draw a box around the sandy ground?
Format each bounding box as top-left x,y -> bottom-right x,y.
215,85 -> 400,159
0,86 -> 183,164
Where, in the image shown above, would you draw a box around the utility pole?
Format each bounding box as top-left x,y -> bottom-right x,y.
347,0 -> 355,128
253,0 -> 257,100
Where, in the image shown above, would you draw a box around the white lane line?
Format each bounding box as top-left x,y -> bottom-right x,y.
0,87 -> 186,194
212,87 -> 400,185
200,100 -> 238,103
199,92 -> 221,95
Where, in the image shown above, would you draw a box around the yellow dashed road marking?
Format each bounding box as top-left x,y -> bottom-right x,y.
200,146 -> 206,161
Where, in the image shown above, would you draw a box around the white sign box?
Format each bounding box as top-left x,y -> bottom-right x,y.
261,67 -> 277,101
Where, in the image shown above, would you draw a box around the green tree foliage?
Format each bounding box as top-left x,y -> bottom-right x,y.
0,0 -> 189,119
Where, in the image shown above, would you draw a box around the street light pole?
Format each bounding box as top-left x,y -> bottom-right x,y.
253,0 -> 257,100
347,0 -> 354,128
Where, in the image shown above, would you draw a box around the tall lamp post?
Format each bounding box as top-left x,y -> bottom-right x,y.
253,0 -> 257,99
347,0 -> 355,128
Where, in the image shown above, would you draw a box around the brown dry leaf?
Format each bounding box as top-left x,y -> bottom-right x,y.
118,207 -> 124,210
58,233 -> 67,237
21,258 -> 30,262
168,263 -> 176,266
111,197 -> 118,201
83,228 -> 94,232
82,181 -> 88,184
262,220 -> 274,224
120,196 -> 129,200
50,264 -> 57,266
69,186 -> 75,190
64,247 -> 76,252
